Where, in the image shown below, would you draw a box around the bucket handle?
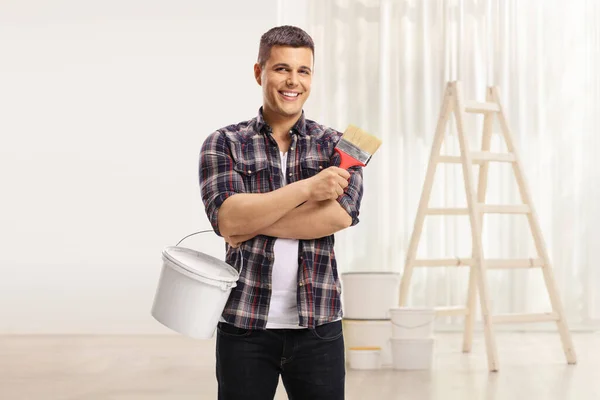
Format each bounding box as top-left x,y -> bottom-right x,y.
391,320 -> 434,330
174,230 -> 245,288
175,230 -> 213,246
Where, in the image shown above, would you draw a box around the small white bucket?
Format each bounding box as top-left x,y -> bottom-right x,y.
343,319 -> 392,365
391,337 -> 435,370
389,307 -> 435,338
341,272 -> 401,319
348,347 -> 382,370
151,245 -> 239,339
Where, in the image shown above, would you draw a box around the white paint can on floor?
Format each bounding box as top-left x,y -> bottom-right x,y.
389,307 -> 436,338
343,319 -> 393,365
391,337 -> 435,370
341,272 -> 401,319
348,347 -> 382,370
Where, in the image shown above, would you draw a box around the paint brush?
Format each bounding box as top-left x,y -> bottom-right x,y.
334,125 -> 382,169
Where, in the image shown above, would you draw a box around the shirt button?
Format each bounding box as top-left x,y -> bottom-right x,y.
247,170 -> 252,174
299,282 -> 304,287
319,166 -> 323,170
290,147 -> 294,151
288,172 -> 292,177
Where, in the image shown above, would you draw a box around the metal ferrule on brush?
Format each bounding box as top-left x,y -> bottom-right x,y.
336,139 -> 372,165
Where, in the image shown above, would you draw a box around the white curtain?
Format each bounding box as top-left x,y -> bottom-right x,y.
293,0 -> 600,328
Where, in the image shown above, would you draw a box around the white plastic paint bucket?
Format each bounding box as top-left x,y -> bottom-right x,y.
151,234 -> 241,340
389,307 -> 435,338
343,319 -> 393,366
348,347 -> 382,370
391,337 -> 435,370
341,272 -> 401,319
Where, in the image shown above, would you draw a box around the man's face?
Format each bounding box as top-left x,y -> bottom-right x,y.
254,45 -> 313,121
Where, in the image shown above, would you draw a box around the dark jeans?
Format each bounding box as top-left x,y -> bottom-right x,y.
215,320 -> 345,400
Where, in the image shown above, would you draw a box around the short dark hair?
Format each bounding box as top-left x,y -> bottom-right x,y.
257,25 -> 314,67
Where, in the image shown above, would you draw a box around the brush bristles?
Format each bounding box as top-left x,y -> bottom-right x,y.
342,125 -> 382,156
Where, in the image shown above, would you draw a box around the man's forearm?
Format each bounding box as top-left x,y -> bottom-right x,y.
260,199 -> 351,240
226,200 -> 351,246
223,196 -> 346,242
218,180 -> 311,237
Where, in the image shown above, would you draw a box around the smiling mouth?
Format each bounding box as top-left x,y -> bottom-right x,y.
279,91 -> 301,100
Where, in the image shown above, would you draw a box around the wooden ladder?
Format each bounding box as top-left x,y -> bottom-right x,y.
398,81 -> 577,372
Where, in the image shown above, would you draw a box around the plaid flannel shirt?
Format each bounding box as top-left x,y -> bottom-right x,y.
199,108 -> 364,329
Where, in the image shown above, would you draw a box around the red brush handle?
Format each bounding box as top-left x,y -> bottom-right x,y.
334,147 -> 366,170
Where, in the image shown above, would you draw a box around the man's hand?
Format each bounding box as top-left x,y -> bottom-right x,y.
224,236 -> 239,248
225,233 -> 257,248
306,167 -> 350,201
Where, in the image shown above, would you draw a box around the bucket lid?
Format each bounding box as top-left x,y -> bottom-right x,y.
162,246 -> 238,283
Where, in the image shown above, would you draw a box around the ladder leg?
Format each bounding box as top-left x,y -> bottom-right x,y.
463,87 -> 495,353
400,84 -> 454,306
492,87 -> 577,365
453,81 -> 499,371
474,258 -> 499,371
462,269 -> 477,353
537,247 -> 577,364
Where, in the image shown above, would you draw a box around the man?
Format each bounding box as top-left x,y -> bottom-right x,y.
199,25 -> 363,400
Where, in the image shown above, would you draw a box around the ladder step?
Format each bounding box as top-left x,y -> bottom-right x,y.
470,151 -> 516,163
479,204 -> 531,214
493,312 -> 560,324
438,152 -> 516,165
464,101 -> 500,113
426,208 -> 469,215
426,205 -> 530,215
486,258 -> 545,269
413,258 -> 474,267
435,306 -> 469,316
412,258 -> 545,268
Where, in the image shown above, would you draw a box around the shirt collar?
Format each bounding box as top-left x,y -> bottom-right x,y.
255,107 -> 307,137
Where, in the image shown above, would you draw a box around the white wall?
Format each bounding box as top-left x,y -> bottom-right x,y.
0,1 -> 279,334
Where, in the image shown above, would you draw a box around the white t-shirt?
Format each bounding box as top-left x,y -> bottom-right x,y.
265,151 -> 303,329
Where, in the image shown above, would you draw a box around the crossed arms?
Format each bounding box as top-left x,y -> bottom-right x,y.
199,131 -> 364,245
219,173 -> 352,246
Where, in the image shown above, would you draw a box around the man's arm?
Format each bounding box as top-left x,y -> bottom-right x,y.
199,131 -> 351,237
225,165 -> 364,246
217,182 -> 311,238
335,165 -> 364,227
262,199 -> 351,239
218,166 -> 351,237
260,161 -> 364,240
226,199 -> 350,245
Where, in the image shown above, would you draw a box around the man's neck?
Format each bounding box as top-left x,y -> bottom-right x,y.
262,108 -> 301,138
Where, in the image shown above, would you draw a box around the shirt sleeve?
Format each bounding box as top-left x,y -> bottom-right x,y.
199,130 -> 245,237
329,145 -> 364,226
337,165 -> 364,226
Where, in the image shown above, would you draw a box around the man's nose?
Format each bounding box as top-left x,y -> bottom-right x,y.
286,72 -> 299,86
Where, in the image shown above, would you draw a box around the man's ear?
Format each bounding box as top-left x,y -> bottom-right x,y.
253,63 -> 262,85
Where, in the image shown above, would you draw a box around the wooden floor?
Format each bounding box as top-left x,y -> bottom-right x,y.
1,332 -> 598,400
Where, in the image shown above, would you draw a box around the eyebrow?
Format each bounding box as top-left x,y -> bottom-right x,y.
272,63 -> 312,73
